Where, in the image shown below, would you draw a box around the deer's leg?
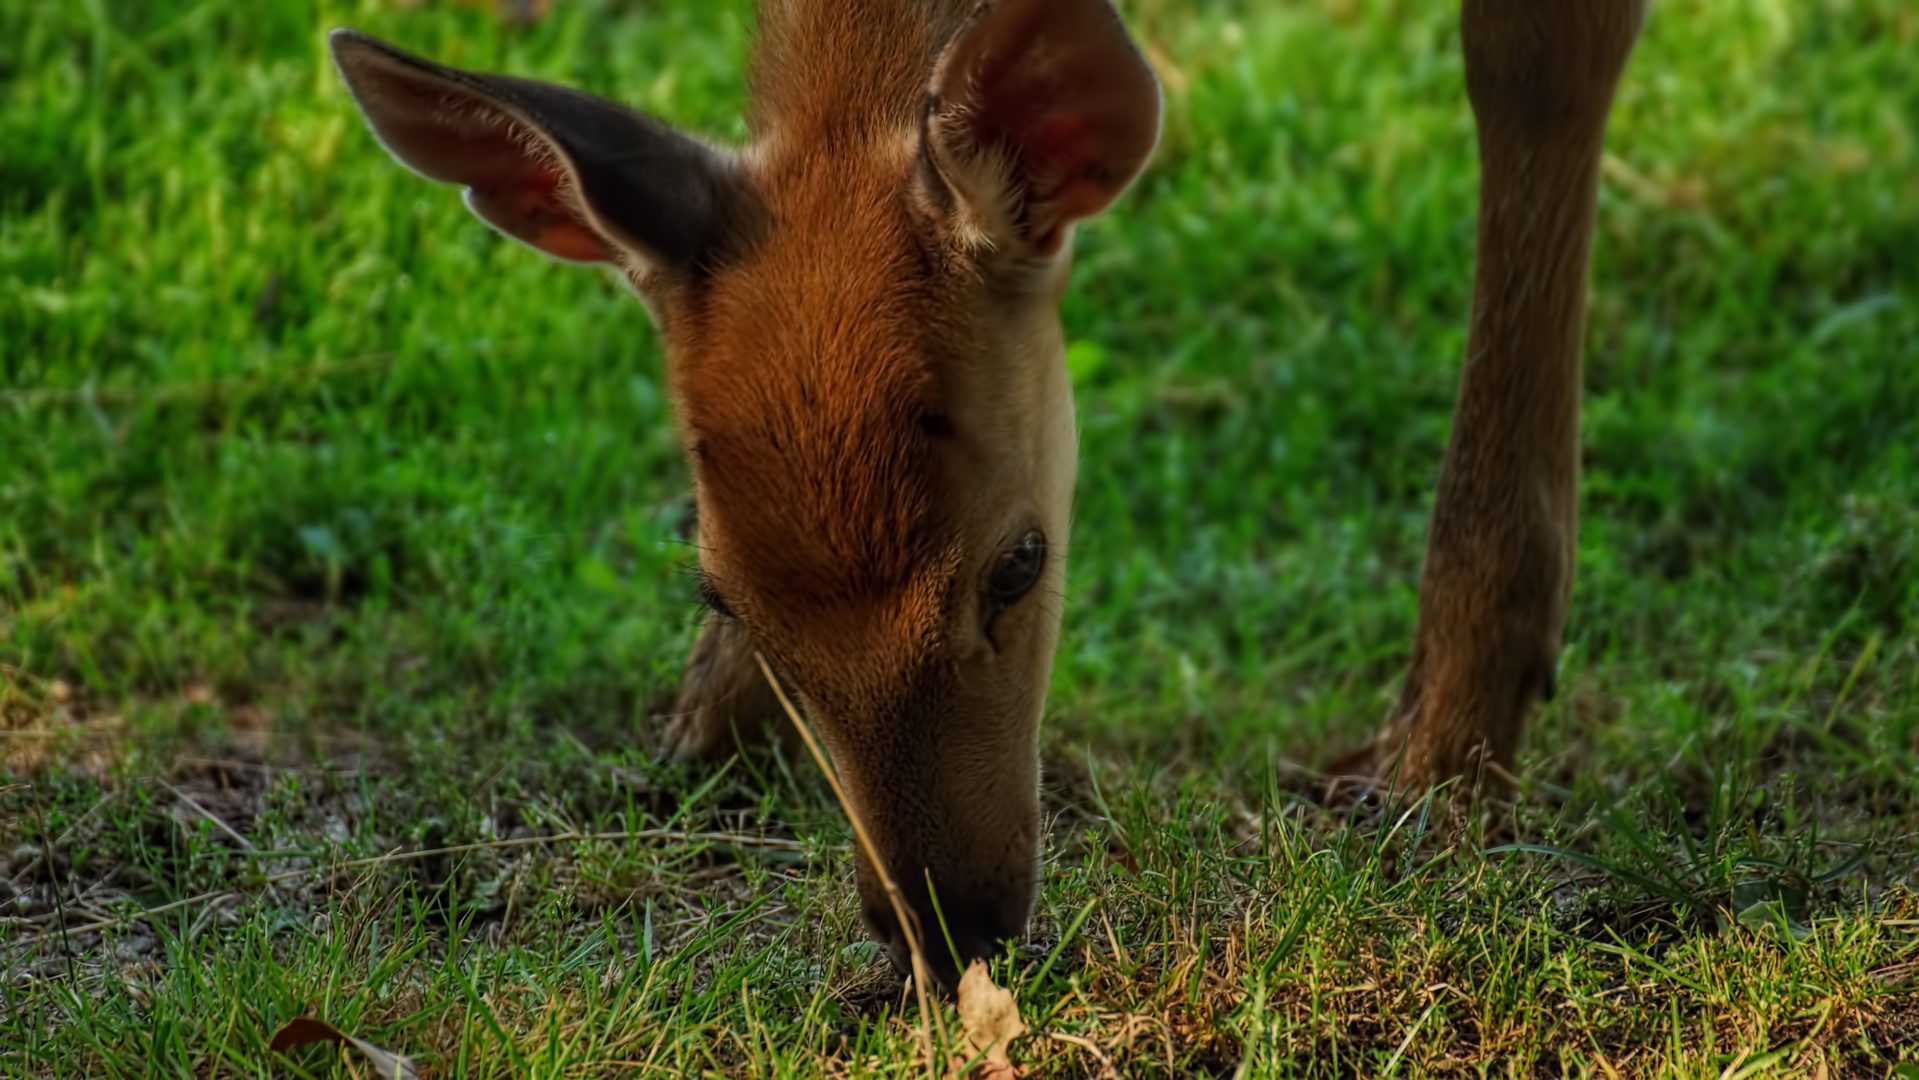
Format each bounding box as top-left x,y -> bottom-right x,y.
1331,2 -> 1646,803
662,613 -> 794,761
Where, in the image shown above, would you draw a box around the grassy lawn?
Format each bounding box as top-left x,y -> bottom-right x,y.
4,0 -> 1917,1074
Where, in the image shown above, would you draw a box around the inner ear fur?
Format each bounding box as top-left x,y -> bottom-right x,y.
924,0 -> 1162,257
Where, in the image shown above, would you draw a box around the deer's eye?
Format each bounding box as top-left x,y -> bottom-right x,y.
986,529 -> 1047,610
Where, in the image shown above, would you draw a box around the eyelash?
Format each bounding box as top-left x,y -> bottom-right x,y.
694,568 -> 734,619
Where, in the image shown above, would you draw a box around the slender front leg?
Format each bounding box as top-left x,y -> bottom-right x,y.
662,613 -> 792,761
1332,2 -> 1646,805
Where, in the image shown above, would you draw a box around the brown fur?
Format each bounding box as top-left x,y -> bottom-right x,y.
641,0 -> 1159,988
748,1 -> 967,139
334,0 -> 1648,989
1329,1 -> 1648,811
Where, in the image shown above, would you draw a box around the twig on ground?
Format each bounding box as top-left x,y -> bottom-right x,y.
158,779 -> 256,850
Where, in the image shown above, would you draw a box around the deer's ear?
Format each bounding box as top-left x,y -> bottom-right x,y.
329,28 -> 752,271
924,0 -> 1161,258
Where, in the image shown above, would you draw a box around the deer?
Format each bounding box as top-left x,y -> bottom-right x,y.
328,0 -> 1647,991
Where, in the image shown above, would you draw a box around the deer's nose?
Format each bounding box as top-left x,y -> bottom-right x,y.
864,890 -> 1024,993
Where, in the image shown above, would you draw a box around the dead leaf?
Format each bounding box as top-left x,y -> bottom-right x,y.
954,959 -> 1027,1079
268,1016 -> 421,1079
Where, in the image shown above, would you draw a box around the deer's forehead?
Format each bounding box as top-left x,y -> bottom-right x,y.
680,164 -> 959,368
660,158 -> 985,623
673,278 -> 954,612
686,366 -> 942,590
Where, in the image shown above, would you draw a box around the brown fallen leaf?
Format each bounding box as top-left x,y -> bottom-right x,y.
953,959 -> 1027,1079
268,1016 -> 421,1079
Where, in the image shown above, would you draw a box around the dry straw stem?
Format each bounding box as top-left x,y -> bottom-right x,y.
754,652 -> 948,1078
1042,1031 -> 1116,1079
17,827 -> 807,944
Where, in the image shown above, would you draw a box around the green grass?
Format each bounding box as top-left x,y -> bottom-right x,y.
3,0 -> 1917,1075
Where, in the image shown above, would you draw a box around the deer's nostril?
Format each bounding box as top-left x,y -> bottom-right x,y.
866,896 -> 1019,993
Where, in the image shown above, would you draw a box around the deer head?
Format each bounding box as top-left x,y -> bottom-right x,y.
330,0 -> 1159,988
